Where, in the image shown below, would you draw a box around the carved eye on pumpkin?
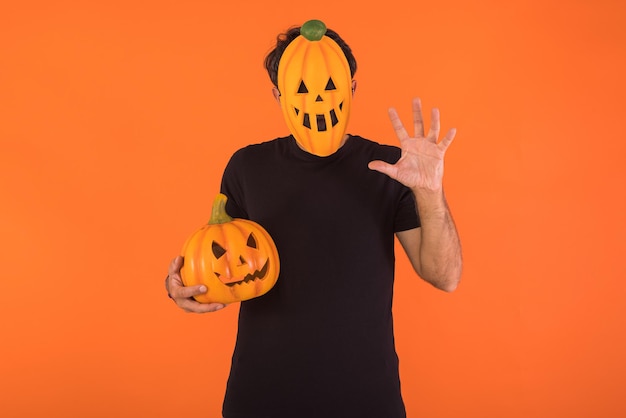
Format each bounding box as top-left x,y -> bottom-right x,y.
212,241 -> 226,259
246,233 -> 257,249
297,80 -> 308,94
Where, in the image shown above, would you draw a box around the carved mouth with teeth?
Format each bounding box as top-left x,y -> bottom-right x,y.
293,101 -> 344,132
215,260 -> 270,286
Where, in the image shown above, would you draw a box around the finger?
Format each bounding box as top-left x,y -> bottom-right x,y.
412,98 -> 424,138
439,128 -> 457,150
165,275 -> 172,297
427,108 -> 440,142
388,107 -> 409,141
368,160 -> 399,180
179,299 -> 227,314
172,282 -> 208,300
168,255 -> 183,276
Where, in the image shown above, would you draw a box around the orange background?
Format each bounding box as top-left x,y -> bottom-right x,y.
1,0 -> 625,417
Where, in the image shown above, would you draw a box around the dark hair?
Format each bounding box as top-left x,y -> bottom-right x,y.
264,25 -> 358,88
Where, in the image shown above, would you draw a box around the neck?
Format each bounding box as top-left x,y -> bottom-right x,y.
293,134 -> 351,155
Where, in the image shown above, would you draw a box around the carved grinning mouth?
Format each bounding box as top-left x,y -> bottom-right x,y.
215,259 -> 270,287
294,101 -> 343,132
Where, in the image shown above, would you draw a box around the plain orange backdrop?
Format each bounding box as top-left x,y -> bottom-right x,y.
1,0 -> 625,417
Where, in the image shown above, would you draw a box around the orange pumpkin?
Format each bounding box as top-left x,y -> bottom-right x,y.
180,193 -> 280,304
277,19 -> 353,157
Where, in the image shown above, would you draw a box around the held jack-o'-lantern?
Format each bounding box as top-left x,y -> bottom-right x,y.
180,193 -> 280,304
278,19 -> 353,157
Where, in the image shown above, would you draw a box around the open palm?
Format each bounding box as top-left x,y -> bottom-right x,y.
368,98 -> 456,192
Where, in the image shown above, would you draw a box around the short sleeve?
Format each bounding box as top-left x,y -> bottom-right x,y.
393,187 -> 420,232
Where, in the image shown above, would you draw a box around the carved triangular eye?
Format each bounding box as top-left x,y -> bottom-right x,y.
297,80 -> 308,94
212,241 -> 227,259
325,77 -> 336,91
246,233 -> 257,249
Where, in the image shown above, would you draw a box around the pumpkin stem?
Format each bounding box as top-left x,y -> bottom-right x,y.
301,19 -> 327,41
209,193 -> 233,225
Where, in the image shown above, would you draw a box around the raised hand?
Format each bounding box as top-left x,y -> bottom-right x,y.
368,98 -> 456,192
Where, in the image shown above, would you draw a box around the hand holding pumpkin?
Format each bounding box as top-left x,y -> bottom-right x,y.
178,193 -> 280,305
368,97 -> 456,193
166,256 -> 227,313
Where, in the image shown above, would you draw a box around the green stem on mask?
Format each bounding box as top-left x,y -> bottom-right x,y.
301,20 -> 327,41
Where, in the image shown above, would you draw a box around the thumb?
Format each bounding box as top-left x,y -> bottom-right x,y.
368,160 -> 397,179
168,255 -> 184,276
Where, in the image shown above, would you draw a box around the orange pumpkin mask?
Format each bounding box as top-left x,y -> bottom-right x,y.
180,193 -> 280,304
277,19 -> 352,157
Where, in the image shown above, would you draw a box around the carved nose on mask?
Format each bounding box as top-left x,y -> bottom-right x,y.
315,95 -> 323,102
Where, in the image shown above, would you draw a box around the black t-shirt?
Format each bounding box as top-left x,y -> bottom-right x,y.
220,135 -> 420,418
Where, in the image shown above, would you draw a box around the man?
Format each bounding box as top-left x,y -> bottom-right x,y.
166,20 -> 462,418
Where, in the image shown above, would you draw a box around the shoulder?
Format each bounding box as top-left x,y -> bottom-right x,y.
228,136 -> 289,163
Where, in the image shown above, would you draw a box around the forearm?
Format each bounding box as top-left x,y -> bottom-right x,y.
413,188 -> 462,292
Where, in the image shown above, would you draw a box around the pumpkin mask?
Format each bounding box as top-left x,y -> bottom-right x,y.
277,19 -> 353,157
180,193 -> 280,304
